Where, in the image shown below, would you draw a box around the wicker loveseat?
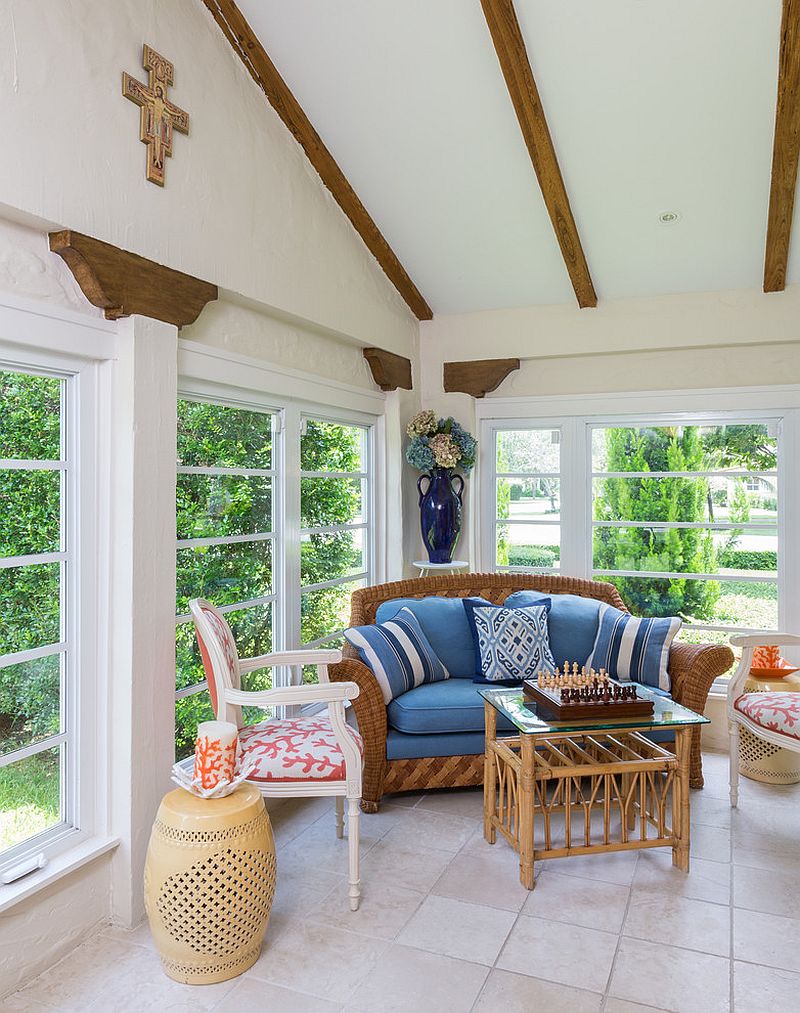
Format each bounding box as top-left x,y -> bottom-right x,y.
330,573 -> 733,812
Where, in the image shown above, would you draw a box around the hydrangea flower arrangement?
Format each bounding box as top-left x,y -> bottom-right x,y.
405,411 -> 477,473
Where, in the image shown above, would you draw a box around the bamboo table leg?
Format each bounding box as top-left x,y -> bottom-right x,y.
483,702 -> 497,844
673,726 -> 691,872
518,734 -> 535,889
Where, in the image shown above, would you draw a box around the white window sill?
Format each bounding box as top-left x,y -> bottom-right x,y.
0,836 -> 119,914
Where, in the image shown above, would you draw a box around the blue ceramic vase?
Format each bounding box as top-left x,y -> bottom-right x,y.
417,468 -> 465,564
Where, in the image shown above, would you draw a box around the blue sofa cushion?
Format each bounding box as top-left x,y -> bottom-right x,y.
375,596 -> 490,678
387,679 -> 515,735
588,603 -> 681,692
464,598 -> 556,683
387,729 -> 489,760
504,590 -> 603,669
385,725 -> 674,761
344,607 -> 449,704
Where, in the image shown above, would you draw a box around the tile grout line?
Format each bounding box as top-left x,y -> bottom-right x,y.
599,850 -> 639,1010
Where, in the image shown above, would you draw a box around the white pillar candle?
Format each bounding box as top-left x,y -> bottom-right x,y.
194,720 -> 239,789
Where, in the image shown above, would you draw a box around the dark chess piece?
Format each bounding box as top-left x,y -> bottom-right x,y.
560,688 -> 570,703
602,685 -> 611,703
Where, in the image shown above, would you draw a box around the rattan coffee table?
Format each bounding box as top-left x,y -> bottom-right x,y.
480,686 -> 709,889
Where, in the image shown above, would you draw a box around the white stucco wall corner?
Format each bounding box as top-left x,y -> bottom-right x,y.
0,0 -> 418,354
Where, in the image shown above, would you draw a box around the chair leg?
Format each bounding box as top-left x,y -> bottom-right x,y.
347,797 -> 361,911
729,721 -> 740,808
335,794 -> 344,839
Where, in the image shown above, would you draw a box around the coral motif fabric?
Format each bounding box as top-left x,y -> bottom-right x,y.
239,717 -> 363,782
195,606 -> 240,715
734,692 -> 800,742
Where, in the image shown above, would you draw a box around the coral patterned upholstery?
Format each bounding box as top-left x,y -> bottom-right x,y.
195,606 -> 240,714
239,717 -> 364,783
734,692 -> 800,742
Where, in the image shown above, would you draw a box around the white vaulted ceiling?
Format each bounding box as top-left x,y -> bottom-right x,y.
237,0 -> 788,315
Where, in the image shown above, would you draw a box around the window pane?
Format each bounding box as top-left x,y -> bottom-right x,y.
301,477 -> 363,528
175,693 -> 215,761
0,563 -> 60,655
591,423 -> 777,473
497,479 -> 560,522
301,580 -> 363,645
596,574 -> 778,629
176,474 -> 272,539
496,429 -> 560,474
176,540 -> 272,612
0,372 -> 61,460
593,476 -> 778,526
177,400 -> 272,469
303,634 -> 345,685
0,654 -> 60,757
593,525 -> 778,577
301,530 -> 365,586
301,420 -> 364,472
0,470 -> 61,557
0,745 -> 62,853
496,524 -> 560,569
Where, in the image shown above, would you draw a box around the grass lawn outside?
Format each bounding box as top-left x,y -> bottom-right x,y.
0,748 -> 61,853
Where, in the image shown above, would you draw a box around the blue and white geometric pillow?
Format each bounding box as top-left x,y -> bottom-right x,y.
463,598 -> 557,683
587,603 -> 681,692
343,607 -> 449,704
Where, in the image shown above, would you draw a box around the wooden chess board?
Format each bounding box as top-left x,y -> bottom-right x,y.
522,663 -> 654,721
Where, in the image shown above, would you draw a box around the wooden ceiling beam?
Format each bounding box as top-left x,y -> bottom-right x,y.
480,0 -> 597,308
202,0 -> 433,321
764,0 -> 800,293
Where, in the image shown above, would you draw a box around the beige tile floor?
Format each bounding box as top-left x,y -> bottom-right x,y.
6,750 -> 800,1013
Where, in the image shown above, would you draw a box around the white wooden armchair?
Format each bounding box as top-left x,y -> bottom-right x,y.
728,633 -> 800,808
189,598 -> 363,910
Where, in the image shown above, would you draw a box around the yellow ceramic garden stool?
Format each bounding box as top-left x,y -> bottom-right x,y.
739,671 -> 800,784
144,783 -> 276,984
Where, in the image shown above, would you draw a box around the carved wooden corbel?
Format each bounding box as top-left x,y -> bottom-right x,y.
363,347 -> 413,391
49,229 -> 217,327
443,358 -> 520,398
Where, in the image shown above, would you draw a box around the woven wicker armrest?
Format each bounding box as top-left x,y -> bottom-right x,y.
667,640 -> 734,789
329,658 -> 387,811
668,641 -> 734,713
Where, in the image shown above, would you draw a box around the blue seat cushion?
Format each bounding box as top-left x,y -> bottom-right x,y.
504,590 -> 602,669
386,729 -> 513,760
387,679 -> 515,735
375,596 -> 489,678
385,728 -> 674,760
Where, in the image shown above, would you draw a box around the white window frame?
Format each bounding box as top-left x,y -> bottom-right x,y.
477,385 -> 800,665
174,340 -> 385,727
0,295 -> 115,878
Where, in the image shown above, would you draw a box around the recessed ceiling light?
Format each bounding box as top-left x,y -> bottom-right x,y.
658,211 -> 680,224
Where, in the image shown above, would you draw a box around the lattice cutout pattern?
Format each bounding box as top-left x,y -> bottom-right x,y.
740,725 -> 800,784
156,847 -> 276,957
154,812 -> 268,847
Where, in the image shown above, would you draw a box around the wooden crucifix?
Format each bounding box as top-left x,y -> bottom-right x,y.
122,44 -> 189,186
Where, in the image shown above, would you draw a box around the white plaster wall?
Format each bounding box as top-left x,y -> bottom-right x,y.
0,217 -> 97,314
183,298 -> 377,391
420,284 -> 800,362
108,317 -> 179,928
0,856 -> 112,996
0,0 -> 418,355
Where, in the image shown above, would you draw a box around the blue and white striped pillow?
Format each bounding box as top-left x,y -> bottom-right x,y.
344,607 -> 449,704
587,604 -> 681,692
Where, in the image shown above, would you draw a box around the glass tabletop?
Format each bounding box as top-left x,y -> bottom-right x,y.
479,684 -> 709,735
